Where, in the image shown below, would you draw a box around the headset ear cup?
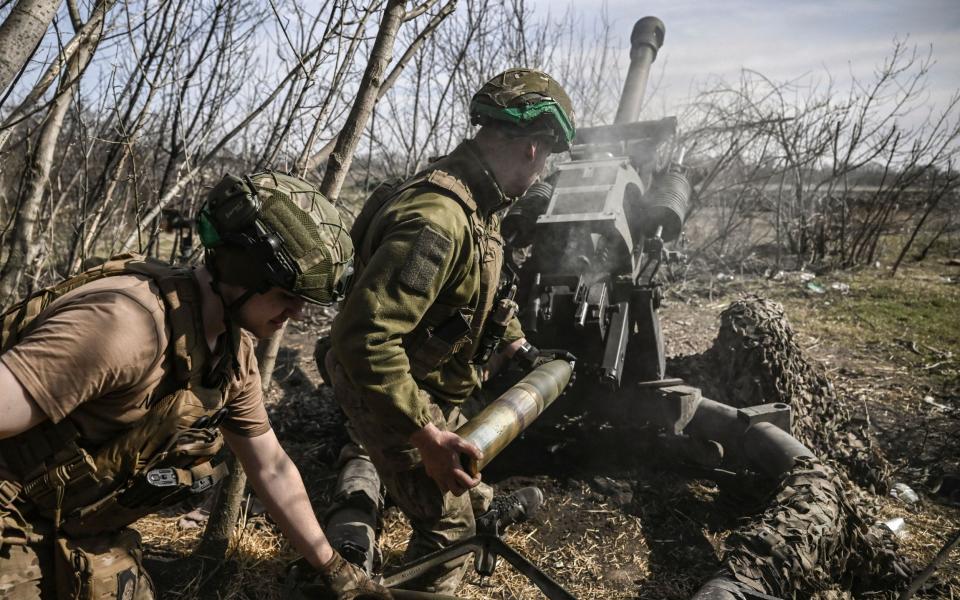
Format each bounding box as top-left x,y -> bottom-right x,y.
206,174 -> 261,233
256,232 -> 299,291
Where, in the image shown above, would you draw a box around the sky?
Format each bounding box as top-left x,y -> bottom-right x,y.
526,0 -> 960,125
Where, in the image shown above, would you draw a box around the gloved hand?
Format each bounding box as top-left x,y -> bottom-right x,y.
514,342 -> 576,370
289,552 -> 393,600
537,349 -> 577,365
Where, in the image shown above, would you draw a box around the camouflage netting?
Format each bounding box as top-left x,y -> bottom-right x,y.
671,296 -> 913,597
721,456 -> 910,598
704,295 -> 892,495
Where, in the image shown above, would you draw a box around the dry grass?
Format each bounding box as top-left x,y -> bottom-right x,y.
378,490 -> 675,600
876,499 -> 960,598
137,501 -> 296,599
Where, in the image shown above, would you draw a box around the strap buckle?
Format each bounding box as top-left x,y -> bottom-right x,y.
146,468 -> 178,488
190,476 -> 214,493
0,479 -> 22,507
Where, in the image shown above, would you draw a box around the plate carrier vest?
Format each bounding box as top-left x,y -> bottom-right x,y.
349,155 -> 506,379
0,254 -> 231,538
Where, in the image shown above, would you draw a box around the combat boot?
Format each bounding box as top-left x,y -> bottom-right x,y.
476,486 -> 544,534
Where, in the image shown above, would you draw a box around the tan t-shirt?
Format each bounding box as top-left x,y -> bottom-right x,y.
1,273 -> 271,450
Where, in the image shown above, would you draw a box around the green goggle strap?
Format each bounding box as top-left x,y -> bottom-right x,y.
472,99 -> 575,145
197,210 -> 221,247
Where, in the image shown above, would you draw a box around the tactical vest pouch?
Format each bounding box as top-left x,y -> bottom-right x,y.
54,528 -> 150,600
56,389 -> 226,537
61,427 -> 225,538
406,309 -> 473,380
115,428 -> 226,510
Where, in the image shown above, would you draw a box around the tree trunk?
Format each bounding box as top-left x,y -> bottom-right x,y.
0,0 -> 63,95
195,454 -> 247,560
891,176 -> 953,275
0,0 -> 113,307
319,0 -> 406,201
303,0 -> 456,174
256,322 -> 288,392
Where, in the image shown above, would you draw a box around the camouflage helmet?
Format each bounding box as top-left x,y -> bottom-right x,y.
469,68 -> 576,152
198,172 -> 353,305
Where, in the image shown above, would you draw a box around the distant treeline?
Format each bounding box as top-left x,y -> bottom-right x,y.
0,1 -> 956,309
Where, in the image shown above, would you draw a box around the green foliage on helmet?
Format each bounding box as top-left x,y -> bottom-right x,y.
469,68 -> 576,152
198,172 -> 354,305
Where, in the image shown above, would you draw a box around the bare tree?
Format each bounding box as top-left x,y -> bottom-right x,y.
0,0 -> 63,95
319,0 -> 405,201
0,0 -> 117,307
680,40 -> 960,270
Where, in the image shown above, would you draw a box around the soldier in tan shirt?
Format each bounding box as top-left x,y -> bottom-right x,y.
0,173 -> 390,600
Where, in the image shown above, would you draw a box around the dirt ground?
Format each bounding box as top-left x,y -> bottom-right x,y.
140,259 -> 960,599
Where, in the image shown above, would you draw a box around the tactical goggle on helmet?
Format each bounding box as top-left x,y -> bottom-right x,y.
197,172 -> 354,305
469,68 -> 576,153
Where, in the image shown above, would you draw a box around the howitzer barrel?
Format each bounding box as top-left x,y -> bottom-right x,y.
456,360 -> 574,476
614,17 -> 666,125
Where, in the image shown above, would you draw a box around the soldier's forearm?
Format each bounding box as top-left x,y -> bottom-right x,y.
224,429 -> 335,568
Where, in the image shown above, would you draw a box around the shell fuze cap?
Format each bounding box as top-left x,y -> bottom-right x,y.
197,172 -> 354,305
469,68 -> 576,153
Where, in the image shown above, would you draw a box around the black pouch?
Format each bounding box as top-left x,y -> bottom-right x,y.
408,311 -> 472,379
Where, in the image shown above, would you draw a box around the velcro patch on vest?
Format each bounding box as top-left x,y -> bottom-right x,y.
400,226 -> 452,294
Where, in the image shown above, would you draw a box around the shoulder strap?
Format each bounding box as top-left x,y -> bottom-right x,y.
350,161 -> 480,249
1,253 -> 203,384
349,177 -> 406,251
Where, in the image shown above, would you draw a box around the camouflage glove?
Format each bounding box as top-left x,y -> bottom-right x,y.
315,551 -> 393,600
286,552 -> 392,600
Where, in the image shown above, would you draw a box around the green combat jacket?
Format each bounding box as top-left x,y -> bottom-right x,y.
332,141 -> 523,437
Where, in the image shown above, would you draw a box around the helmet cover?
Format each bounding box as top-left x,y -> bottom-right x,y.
198,172 -> 353,305
469,68 -> 576,152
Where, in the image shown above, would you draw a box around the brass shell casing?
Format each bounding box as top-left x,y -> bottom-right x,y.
456,360 -> 573,476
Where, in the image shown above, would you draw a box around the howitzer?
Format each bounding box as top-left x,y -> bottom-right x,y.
503,16 -> 692,390
486,17 -> 859,600
326,16 -> 847,600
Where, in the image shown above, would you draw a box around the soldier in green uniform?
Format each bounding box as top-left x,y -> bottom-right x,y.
327,69 -> 576,593
0,173 -> 391,599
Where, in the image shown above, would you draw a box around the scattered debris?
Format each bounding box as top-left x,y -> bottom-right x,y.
830,282 -> 851,293
890,483 -> 920,505
772,270 -> 816,282
882,517 -> 907,537
923,395 -> 952,411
